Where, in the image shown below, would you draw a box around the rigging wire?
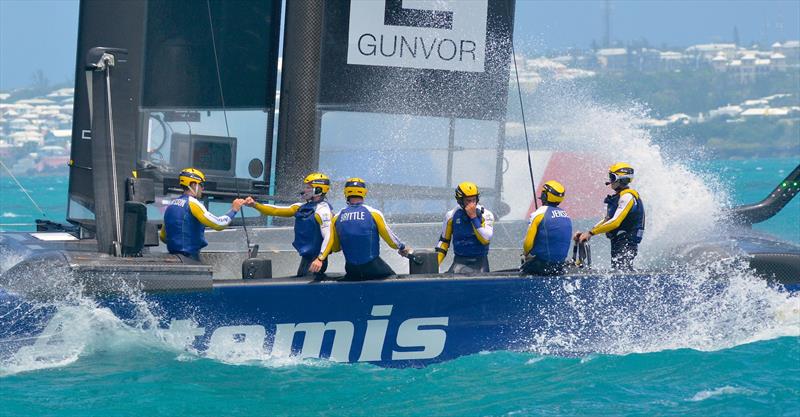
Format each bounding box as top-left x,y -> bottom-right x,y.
206,0 -> 253,254
0,160 -> 48,218
511,40 -> 538,210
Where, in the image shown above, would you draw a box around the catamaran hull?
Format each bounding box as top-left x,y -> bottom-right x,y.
2,271 -> 795,368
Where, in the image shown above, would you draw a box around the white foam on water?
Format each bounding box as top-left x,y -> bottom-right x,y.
0,265 -> 201,376
524,356 -> 545,365
1,303 -> 122,376
0,267 -> 336,375
0,249 -> 26,275
688,386 -> 755,402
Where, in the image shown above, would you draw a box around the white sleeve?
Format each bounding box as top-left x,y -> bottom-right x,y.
316,203 -> 333,257
473,208 -> 494,242
188,196 -> 233,228
599,193 -> 635,229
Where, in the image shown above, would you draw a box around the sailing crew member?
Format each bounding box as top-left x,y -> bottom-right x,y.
244,173 -> 333,278
321,178 -> 412,280
160,168 -> 244,261
435,182 -> 495,273
521,180 -> 573,276
575,162 -> 645,271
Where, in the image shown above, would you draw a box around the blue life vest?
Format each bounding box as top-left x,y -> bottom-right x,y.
604,190 -> 645,243
452,208 -> 489,257
293,200 -> 331,258
529,206 -> 573,262
335,203 -> 379,265
163,195 -> 207,256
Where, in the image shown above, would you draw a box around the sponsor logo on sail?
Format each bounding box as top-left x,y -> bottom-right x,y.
347,0 -> 488,72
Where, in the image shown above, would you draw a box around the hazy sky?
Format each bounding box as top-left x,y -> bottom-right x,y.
1,0 -> 799,90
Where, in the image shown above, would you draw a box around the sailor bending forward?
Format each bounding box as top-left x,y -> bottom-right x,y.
160,168 -> 244,261
435,182 -> 495,273
245,173 -> 333,278
576,162 -> 645,271
321,178 -> 412,280
521,180 -> 572,276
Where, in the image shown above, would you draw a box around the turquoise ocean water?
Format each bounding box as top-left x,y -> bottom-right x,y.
1,158 -> 799,416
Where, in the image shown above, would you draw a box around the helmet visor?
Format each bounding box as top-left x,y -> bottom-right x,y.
299,184 -> 315,199
606,170 -> 633,185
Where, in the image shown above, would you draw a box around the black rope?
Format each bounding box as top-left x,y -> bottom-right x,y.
0,160 -> 48,218
207,0 -> 252,254
511,40 -> 538,210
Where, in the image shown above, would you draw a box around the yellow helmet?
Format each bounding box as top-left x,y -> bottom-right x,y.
607,162 -> 634,185
344,177 -> 367,199
304,172 -> 331,195
179,168 -> 206,188
541,180 -> 565,204
455,181 -> 480,207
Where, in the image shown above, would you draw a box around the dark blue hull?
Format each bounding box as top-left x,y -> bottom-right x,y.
4,272 -> 794,368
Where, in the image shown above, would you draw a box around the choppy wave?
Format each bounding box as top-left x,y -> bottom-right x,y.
688,386 -> 756,402
2,338 -> 797,416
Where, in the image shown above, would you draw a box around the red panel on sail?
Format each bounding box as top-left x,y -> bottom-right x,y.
528,152 -> 609,219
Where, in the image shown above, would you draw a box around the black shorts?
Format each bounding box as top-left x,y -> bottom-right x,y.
342,256 -> 396,281
447,255 -> 490,274
297,255 -> 328,279
520,257 -> 565,276
610,235 -> 638,271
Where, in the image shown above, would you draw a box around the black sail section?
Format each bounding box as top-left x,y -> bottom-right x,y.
143,0 -> 278,109
67,0 -> 146,229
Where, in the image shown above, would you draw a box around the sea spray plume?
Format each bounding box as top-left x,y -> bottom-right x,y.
498,60 -> 800,354
507,75 -> 730,267
0,256 -> 194,376
520,256 -> 798,356
0,246 -> 27,277
0,258 -> 90,375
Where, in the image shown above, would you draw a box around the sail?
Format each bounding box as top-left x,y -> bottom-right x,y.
277,0 -> 516,219
329,0 -> 515,217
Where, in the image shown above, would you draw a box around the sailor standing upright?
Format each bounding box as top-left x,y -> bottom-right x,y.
160,168 -> 244,261
521,180 -> 572,275
320,178 -> 412,280
245,173 -> 334,278
435,182 -> 495,273
576,162 -> 645,271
